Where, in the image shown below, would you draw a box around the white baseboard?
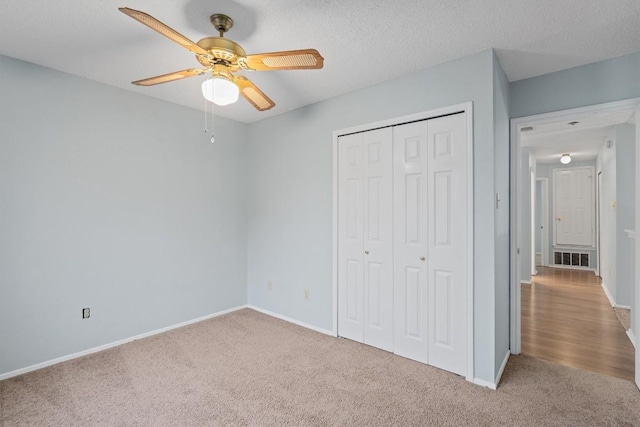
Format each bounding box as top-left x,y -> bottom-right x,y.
552,265 -> 595,273
521,280 -> 532,285
0,304 -> 247,381
600,283 -> 631,309
247,305 -> 336,337
601,282 -> 616,307
473,378 -> 497,390
495,351 -> 510,388
473,351 -> 510,390
627,329 -> 637,348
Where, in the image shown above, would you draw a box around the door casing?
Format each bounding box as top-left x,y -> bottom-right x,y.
509,98 -> 640,377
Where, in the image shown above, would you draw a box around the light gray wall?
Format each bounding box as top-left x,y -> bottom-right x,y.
0,55 -> 248,376
492,52 -> 511,375
246,49 -> 503,383
5,48 -> 636,384
615,124 -> 636,309
510,52 -> 640,119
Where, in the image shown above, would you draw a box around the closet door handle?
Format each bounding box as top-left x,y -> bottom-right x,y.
364,250 -> 369,255
419,256 -> 425,261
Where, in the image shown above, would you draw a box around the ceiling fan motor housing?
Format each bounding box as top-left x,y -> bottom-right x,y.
196,37 -> 246,70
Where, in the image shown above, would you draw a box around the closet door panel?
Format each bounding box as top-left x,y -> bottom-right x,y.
338,128 -> 393,350
338,133 -> 365,343
362,128 -> 394,351
426,113 -> 468,377
393,121 -> 429,363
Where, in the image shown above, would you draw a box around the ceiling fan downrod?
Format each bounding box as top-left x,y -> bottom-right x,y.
209,14 -> 233,38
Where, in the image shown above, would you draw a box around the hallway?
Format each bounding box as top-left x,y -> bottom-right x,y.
522,266 -> 635,381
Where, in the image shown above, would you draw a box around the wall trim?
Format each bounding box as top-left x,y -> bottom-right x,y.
601,282 -> 632,309
510,97 -> 640,356
248,305 -> 336,337
601,282 -> 616,307
627,329 -> 637,348
474,350 -> 510,390
521,280 -> 532,285
472,378 -> 497,389
550,265 -> 595,273
0,305 -> 247,381
495,350 -> 511,388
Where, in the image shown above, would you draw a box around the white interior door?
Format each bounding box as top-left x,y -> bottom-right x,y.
425,114 -> 468,376
337,128 -> 393,351
393,121 -> 429,363
554,167 -> 594,246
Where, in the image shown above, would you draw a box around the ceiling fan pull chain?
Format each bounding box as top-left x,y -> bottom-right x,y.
202,96 -> 215,143
202,97 -> 208,133
210,100 -> 215,143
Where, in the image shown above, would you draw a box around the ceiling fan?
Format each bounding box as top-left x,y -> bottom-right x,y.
119,7 -> 324,111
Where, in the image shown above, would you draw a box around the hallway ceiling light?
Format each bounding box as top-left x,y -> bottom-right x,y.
560,153 -> 572,164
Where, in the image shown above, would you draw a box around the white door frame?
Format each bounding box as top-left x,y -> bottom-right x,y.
535,178 -> 549,267
634,103 -> 640,390
510,98 -> 640,356
332,102 -> 474,381
596,171 -> 602,277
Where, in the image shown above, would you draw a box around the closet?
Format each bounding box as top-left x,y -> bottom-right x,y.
337,112 -> 469,377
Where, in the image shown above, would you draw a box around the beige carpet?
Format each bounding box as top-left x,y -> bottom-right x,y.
2,309 -> 640,426
614,307 -> 632,331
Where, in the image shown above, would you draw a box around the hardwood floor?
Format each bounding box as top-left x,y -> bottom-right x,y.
522,266 -> 635,381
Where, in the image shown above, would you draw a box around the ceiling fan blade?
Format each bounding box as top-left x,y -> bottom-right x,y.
239,49 -> 324,71
132,68 -> 209,86
233,75 -> 275,111
119,7 -> 211,58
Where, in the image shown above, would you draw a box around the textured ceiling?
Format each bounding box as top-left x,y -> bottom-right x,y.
1,0 -> 639,123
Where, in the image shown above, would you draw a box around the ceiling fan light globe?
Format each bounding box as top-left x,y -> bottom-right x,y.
202,78 -> 240,106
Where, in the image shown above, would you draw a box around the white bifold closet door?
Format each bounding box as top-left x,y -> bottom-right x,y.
393,114 -> 468,376
337,112 -> 468,377
337,127 -> 394,351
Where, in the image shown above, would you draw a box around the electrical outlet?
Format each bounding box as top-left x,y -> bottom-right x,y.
267,280 -> 272,291
304,289 -> 310,300
82,308 -> 90,319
